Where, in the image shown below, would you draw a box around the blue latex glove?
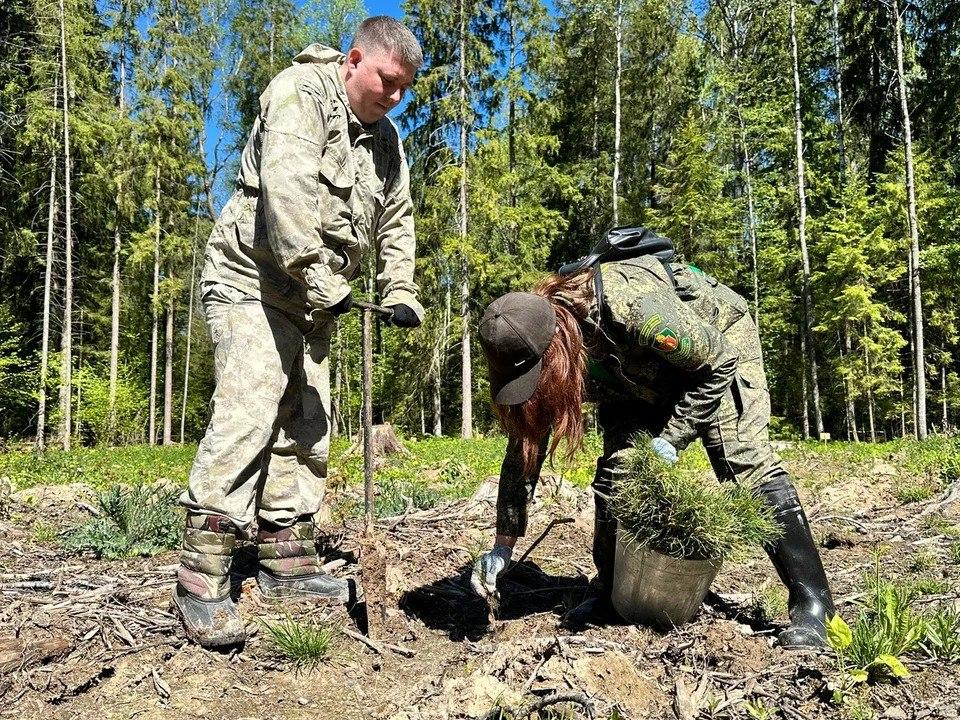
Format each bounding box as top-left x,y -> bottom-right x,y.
470,543 -> 513,598
650,436 -> 679,465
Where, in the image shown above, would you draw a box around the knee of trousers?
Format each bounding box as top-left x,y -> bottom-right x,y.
592,450 -> 631,496
755,472 -> 801,514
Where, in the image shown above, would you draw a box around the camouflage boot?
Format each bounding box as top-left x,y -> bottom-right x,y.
172,513 -> 246,648
256,517 -> 350,601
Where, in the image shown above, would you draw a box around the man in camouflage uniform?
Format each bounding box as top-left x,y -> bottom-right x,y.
473,255 -> 836,648
173,17 -> 425,648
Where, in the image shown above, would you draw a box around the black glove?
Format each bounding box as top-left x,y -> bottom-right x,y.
327,291 -> 354,316
385,303 -> 421,328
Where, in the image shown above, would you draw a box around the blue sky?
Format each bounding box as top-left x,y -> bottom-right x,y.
365,0 -> 404,17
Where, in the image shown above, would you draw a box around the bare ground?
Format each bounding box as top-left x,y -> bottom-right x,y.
1,450 -> 959,720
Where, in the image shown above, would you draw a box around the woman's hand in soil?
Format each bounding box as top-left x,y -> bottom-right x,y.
470,543 -> 514,598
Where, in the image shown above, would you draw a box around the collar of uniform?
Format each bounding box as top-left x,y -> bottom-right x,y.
292,44 -> 369,134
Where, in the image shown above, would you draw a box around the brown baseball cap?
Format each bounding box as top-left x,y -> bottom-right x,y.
478,292 -> 557,406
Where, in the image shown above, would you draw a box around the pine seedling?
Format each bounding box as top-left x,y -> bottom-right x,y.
260,614 -> 337,667
610,435 -> 782,560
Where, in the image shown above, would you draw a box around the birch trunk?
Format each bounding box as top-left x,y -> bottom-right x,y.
739,116 -> 759,324
458,0 -> 473,439
864,321 -> 877,441
148,164 -> 161,446
163,296 -> 173,444
844,322 -> 859,441
180,226 -> 198,443
942,365 -> 949,431
108,25 -> 129,444
432,285 -> 452,436
57,0 -> 73,450
900,374 -> 907,438
341,330 -> 353,438
420,392 -> 426,436
612,0 -> 623,225
832,0 -> 846,177
37,157 -> 57,451
76,311 -> 83,439
893,1 -> 927,439
790,0 -> 824,437
332,325 -> 342,439
432,355 -> 443,436
800,333 -> 810,439
508,2 -> 516,212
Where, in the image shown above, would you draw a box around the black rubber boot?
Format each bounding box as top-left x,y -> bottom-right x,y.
256,517 -> 350,602
760,474 -> 836,649
172,513 -> 245,648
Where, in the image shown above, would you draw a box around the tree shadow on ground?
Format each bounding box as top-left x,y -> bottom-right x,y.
400,560 -> 591,642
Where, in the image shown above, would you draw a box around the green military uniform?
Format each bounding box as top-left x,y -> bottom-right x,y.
496,256 -> 783,579
179,45 -> 423,599
485,254 -> 835,646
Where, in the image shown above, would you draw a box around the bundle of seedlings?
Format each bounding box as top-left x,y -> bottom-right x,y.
608,435 -> 782,626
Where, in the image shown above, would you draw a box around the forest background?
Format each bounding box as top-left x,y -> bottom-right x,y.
1,0 -> 956,451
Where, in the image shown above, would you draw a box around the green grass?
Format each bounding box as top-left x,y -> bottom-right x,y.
749,584 -> 788,623
260,615 -> 337,667
778,435 -> 960,484
31,521 -> 59,542
829,559 -> 928,686
0,444 -> 197,490
6,436 -> 958,528
897,482 -> 938,504
907,550 -> 938,573
920,514 -> 960,539
921,607 -> 960,662
327,432 -> 606,519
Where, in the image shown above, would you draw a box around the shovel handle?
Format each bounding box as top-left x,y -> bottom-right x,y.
355,299 -> 394,318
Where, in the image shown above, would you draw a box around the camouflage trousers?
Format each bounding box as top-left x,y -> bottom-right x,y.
180,283 -> 333,532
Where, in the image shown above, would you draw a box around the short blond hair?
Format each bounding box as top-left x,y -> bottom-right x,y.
352,16 -> 423,68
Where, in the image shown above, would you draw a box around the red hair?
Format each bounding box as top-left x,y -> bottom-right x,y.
495,271 -> 594,476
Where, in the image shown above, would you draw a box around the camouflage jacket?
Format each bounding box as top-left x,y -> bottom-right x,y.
200,44 -> 423,320
496,256 -> 749,536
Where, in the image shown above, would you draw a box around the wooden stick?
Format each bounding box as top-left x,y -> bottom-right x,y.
362,306 -> 374,536
503,517 -> 575,578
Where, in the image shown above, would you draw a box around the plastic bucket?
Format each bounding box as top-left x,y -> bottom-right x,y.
611,529 -> 722,628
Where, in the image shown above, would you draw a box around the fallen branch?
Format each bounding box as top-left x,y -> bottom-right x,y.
484,691 -> 596,720
342,628 -> 415,658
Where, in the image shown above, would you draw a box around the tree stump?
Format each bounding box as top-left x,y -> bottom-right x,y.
346,423 -> 411,469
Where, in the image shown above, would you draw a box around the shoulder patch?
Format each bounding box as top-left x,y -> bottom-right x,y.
642,316 -> 691,356
653,325 -> 680,353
